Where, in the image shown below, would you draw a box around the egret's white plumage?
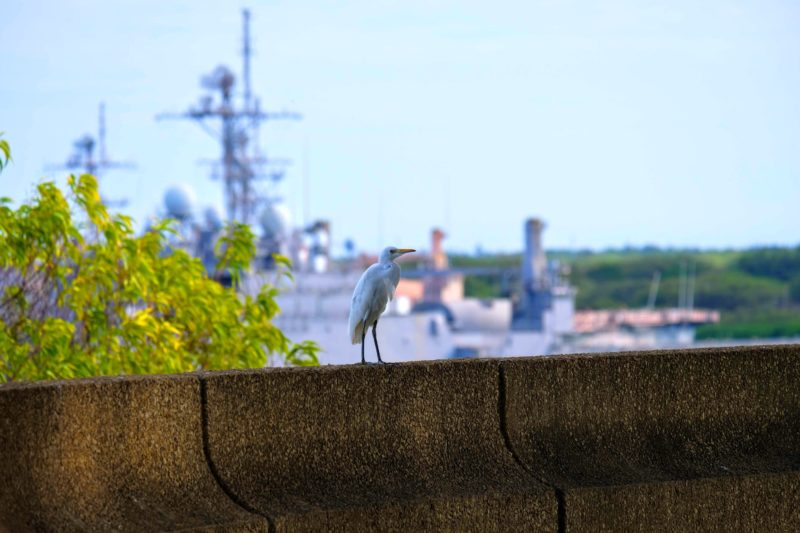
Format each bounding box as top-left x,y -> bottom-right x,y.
349,246 -> 415,363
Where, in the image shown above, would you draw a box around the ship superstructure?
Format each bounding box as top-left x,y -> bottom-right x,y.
239,220 -> 577,364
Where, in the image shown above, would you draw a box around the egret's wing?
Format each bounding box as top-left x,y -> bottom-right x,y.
349,264 -> 394,344
349,265 -> 379,343
370,265 -> 395,307
349,274 -> 368,344
387,263 -> 401,300
384,273 -> 396,301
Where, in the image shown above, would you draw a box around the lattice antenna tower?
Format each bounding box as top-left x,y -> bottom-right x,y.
46,102 -> 135,207
157,9 -> 301,225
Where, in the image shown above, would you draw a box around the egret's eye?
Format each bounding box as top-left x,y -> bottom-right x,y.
390,248 -> 396,253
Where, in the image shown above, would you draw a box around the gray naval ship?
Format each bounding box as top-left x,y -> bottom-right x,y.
159,187 -> 716,365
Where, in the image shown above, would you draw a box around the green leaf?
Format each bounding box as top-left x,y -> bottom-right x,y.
0,133 -> 11,172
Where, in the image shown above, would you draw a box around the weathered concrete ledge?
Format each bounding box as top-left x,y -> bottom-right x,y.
503,346 -> 800,530
0,374 -> 267,531
1,344 -> 798,531
203,359 -> 552,531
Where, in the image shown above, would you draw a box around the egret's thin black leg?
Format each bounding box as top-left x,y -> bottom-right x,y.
361,326 -> 367,364
373,320 -> 384,364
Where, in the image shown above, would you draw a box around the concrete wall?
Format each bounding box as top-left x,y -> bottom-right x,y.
1,344 -> 798,531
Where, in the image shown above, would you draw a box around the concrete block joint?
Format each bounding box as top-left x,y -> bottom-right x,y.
1,344 -> 798,531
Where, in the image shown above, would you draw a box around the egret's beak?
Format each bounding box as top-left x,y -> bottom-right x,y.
397,248 -> 416,255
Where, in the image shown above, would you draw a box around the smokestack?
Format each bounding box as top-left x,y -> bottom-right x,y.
309,219 -> 331,273
523,218 -> 547,289
431,228 -> 448,271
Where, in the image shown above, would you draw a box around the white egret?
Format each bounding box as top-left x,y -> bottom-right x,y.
349,246 -> 415,364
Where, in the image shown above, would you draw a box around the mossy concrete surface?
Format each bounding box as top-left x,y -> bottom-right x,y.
203,360 -> 555,531
0,374 -> 267,532
1,344 -> 799,531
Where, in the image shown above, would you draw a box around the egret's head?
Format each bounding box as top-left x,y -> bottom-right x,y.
381,246 -> 416,262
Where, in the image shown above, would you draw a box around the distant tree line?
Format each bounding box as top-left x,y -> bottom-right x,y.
453,246 -> 800,340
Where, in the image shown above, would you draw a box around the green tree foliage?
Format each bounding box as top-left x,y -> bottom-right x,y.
464,276 -> 503,299
0,174 -> 318,383
696,309 -> 800,340
569,253 -> 708,309
453,253 -> 522,300
736,247 -> 800,281
790,275 -> 800,305
0,133 -> 10,172
691,271 -> 787,311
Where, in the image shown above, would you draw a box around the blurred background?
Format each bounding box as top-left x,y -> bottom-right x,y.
2,0 -> 799,362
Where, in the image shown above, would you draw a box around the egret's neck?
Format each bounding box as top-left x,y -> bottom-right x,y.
379,251 -> 393,264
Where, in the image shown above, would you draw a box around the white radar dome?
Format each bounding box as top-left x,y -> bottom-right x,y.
164,184 -> 196,221
260,202 -> 292,237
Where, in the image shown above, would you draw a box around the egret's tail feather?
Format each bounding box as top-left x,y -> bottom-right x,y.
351,320 -> 364,345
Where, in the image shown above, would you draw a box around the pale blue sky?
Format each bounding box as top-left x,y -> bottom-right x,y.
2,1 -> 798,253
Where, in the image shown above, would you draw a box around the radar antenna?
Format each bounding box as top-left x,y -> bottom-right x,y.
46,102 -> 135,207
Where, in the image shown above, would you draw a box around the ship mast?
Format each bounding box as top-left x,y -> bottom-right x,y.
157,9 -> 301,225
